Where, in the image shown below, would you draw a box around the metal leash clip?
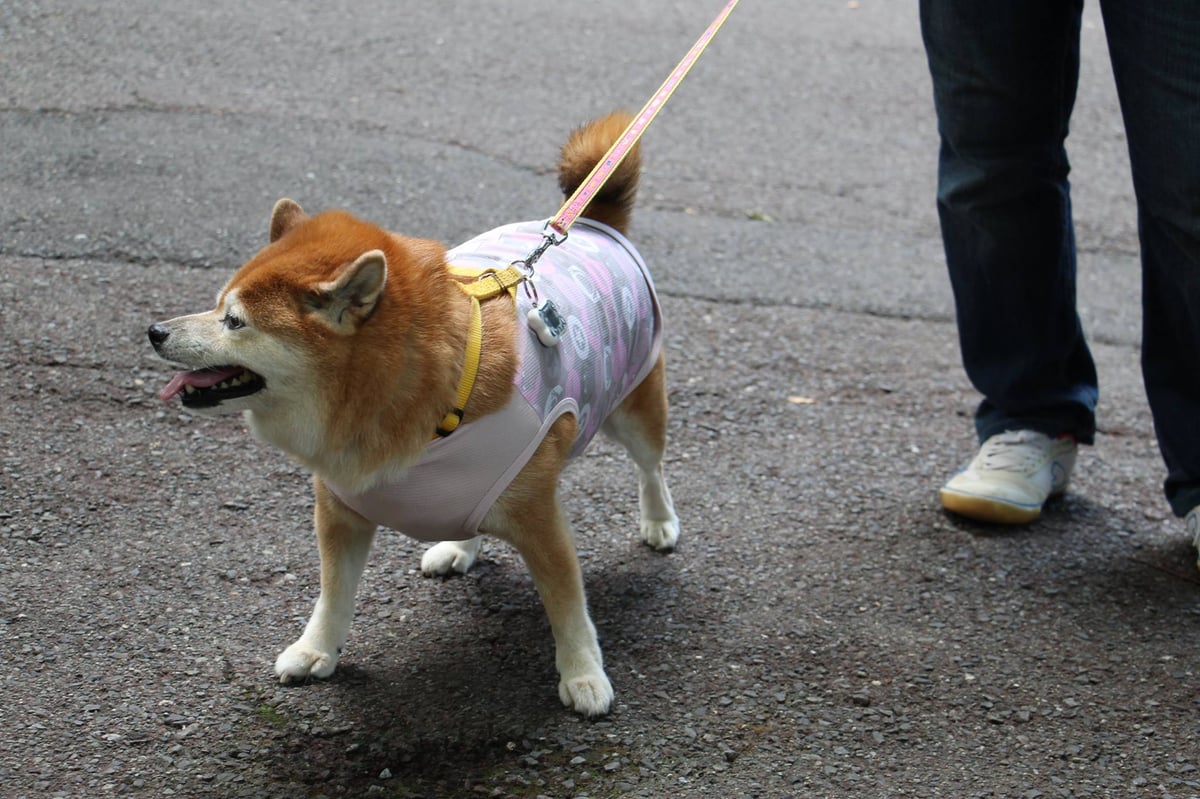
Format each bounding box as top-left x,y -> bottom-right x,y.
519,225 -> 570,347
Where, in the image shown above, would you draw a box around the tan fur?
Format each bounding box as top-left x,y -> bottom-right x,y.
148,112 -> 678,717
557,110 -> 640,234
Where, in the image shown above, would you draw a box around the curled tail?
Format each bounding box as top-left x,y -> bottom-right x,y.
557,111 -> 640,235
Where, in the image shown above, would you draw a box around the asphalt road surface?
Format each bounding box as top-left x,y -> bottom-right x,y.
2,1 -> 1198,797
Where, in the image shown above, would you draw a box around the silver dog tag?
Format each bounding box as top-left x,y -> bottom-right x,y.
527,299 -> 565,348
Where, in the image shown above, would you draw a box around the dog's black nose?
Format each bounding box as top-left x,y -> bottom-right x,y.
147,323 -> 171,347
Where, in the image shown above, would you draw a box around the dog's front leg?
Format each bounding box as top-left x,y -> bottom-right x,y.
275,479 -> 375,683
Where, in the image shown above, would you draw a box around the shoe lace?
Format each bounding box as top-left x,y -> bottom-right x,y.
976,431 -> 1048,473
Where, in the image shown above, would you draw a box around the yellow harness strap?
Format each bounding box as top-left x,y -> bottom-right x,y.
447,263 -> 527,299
435,264 -> 525,436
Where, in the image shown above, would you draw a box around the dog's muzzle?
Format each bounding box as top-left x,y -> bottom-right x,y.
147,323 -> 266,407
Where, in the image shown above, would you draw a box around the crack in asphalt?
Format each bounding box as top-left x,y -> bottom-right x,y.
0,246 -> 1140,350
3,244 -> 940,326
0,103 -> 1141,255
0,103 -> 1141,350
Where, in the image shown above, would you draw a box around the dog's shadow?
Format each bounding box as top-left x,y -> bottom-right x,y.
257,537 -> 686,793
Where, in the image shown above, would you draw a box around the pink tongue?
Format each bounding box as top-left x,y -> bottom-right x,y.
159,366 -> 245,402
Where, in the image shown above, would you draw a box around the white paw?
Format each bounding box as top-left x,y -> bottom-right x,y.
558,671 -> 614,717
274,639 -> 338,684
642,516 -> 680,551
420,540 -> 478,576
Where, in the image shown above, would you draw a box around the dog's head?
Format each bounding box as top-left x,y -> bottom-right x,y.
149,199 -> 394,417
150,199 -> 460,481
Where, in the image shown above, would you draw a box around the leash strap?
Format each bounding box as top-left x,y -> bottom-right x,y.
547,0 -> 740,240
437,0 -> 739,435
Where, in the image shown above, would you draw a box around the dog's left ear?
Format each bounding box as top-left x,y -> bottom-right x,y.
311,250 -> 388,331
270,198 -> 308,243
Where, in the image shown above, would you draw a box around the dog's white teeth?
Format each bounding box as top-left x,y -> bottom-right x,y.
184,372 -> 252,395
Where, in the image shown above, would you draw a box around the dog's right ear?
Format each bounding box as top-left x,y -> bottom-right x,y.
309,250 -> 388,332
270,198 -> 308,242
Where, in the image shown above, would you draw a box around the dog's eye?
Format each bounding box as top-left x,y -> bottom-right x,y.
222,313 -> 245,331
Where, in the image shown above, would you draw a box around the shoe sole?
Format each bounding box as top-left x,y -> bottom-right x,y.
939,488 -> 1043,525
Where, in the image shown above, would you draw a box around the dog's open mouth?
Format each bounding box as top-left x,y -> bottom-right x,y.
159,366 -> 265,408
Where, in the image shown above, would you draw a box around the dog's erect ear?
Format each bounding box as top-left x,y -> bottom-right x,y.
311,250 -> 388,331
270,198 -> 308,242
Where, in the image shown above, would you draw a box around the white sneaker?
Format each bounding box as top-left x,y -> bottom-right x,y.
940,430 -> 1077,524
1187,506 -> 1200,572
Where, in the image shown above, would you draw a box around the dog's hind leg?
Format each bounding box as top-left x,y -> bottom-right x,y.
601,354 -> 679,551
488,416 -> 613,717
420,537 -> 483,576
275,479 -> 375,683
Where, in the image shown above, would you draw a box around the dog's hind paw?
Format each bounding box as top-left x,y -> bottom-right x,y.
559,672 -> 614,718
641,517 -> 680,552
420,538 -> 481,576
275,640 -> 338,684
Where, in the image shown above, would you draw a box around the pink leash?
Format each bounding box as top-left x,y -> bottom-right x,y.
549,0 -> 741,239
520,0 -> 740,270
517,0 -> 740,347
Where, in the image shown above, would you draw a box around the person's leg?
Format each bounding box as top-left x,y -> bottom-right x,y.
921,0 -> 1098,446
1100,0 -> 1200,519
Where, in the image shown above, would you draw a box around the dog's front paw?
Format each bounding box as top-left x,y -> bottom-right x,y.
559,671 -> 614,718
274,639 -> 338,684
420,539 -> 481,576
642,516 -> 680,552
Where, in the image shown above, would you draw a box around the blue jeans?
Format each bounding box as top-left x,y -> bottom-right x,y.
921,0 -> 1200,516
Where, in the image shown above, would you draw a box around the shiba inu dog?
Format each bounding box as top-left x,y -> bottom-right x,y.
147,112 -> 678,717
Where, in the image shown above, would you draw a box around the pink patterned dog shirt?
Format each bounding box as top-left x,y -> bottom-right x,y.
325,218 -> 663,541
